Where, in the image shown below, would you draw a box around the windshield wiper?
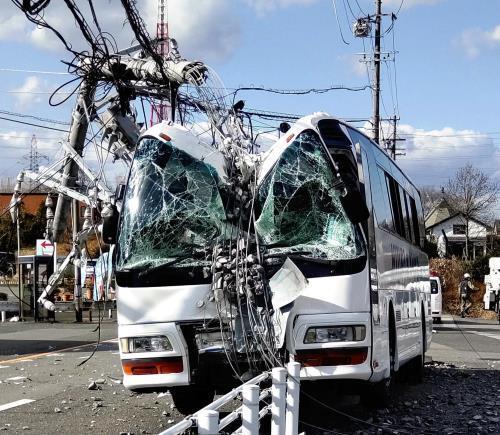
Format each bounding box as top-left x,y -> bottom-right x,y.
137,252 -> 210,279
264,251 -> 338,266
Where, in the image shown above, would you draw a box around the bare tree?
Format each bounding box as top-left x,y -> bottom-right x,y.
419,185 -> 443,217
445,164 -> 499,259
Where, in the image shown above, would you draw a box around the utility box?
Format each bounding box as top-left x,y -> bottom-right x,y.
484,257 -> 500,310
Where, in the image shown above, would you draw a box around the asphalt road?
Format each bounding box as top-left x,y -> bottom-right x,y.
0,315 -> 498,434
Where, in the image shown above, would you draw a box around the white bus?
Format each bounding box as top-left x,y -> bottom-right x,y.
110,113 -> 431,413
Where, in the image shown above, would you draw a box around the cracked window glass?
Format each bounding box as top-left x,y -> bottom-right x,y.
116,137 -> 226,270
256,130 -> 365,260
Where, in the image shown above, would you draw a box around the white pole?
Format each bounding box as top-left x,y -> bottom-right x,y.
53,242 -> 57,273
1,311 -> 6,323
242,384 -> 259,435
16,205 -> 23,321
197,410 -> 219,435
108,308 -> 112,319
271,367 -> 287,435
285,362 -> 300,435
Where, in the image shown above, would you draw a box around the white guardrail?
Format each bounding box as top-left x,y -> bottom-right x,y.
159,362 -> 301,435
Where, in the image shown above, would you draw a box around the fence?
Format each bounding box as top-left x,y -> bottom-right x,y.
160,362 -> 301,435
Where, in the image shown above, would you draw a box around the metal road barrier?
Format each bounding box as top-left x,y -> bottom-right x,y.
159,362 -> 301,435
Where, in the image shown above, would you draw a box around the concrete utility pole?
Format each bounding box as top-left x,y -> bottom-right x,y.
373,0 -> 382,145
52,80 -> 96,242
391,114 -> 397,159
52,79 -> 96,323
386,114 -> 405,160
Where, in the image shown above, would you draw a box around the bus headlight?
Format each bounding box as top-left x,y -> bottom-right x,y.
120,336 -> 173,353
304,325 -> 366,344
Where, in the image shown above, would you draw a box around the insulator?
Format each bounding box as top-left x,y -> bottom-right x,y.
82,206 -> 93,231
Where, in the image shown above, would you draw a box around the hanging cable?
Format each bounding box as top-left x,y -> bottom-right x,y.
331,0 -> 351,45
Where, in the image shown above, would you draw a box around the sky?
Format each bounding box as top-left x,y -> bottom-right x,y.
0,0 -> 499,212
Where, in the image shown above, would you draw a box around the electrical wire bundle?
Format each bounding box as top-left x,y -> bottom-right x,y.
209,142 -> 280,379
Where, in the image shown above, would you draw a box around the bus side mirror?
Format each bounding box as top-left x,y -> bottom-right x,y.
340,187 -> 370,224
115,183 -> 126,202
102,204 -> 119,245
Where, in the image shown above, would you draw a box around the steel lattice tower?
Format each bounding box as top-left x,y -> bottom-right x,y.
150,0 -> 171,125
24,134 -> 48,172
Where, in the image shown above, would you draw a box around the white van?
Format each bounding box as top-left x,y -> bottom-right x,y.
430,276 -> 442,323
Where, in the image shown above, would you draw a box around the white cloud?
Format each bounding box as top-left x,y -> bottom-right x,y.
167,0 -> 240,62
339,54 -> 367,77
245,0 -> 317,13
0,0 -> 240,63
458,25 -> 500,58
0,129 -> 65,178
389,124 -> 500,187
10,76 -> 49,109
0,14 -> 26,41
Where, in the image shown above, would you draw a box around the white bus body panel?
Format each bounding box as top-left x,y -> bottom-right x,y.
119,322 -> 190,389
116,114 -> 431,390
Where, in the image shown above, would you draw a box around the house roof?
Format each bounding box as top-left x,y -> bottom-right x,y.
0,192 -> 47,215
425,198 -> 455,228
426,211 -> 491,231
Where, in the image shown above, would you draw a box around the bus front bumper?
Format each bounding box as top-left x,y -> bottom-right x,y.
290,312 -> 374,381
119,322 -> 190,390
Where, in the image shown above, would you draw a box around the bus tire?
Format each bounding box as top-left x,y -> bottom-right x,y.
361,306 -> 396,408
170,385 -> 215,415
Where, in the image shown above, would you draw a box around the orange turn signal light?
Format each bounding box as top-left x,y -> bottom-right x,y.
122,357 -> 183,375
295,348 -> 368,367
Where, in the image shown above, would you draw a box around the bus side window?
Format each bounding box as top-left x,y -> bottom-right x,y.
407,194 -> 418,246
385,174 -> 405,238
372,166 -> 394,232
401,189 -> 414,244
408,195 -> 422,247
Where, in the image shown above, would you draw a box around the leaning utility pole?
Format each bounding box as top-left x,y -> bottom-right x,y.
52,80 -> 96,242
373,0 -> 382,145
52,79 -> 96,323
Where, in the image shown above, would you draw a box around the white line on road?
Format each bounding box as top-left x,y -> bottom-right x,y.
0,365 -> 9,369
469,331 -> 500,341
0,399 -> 35,412
5,376 -> 26,381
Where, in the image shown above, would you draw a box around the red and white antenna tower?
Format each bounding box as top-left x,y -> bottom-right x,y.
150,0 -> 171,125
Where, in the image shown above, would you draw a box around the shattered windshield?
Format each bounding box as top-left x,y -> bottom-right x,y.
255,130 -> 365,260
116,137 -> 226,270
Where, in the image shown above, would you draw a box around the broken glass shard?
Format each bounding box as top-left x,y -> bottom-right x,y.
256,129 -> 365,260
117,137 -> 226,270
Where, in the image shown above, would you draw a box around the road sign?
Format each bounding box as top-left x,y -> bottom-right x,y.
36,239 -> 54,257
